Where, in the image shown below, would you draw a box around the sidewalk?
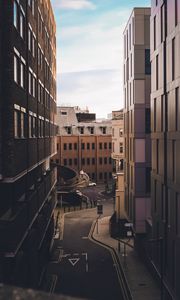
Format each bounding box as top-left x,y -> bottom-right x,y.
92,216 -> 161,300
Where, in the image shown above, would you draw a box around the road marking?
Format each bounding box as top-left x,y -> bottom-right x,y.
49,275 -> 58,294
86,262 -> 89,272
73,253 -> 79,256
82,236 -> 88,239
82,252 -> 88,272
68,258 -> 80,266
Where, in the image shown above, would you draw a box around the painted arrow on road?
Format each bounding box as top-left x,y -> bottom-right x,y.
68,258 -> 80,266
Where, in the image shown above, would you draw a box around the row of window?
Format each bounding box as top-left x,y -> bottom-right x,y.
61,142 -> 112,151
63,126 -> 107,135
112,128 -> 123,137
14,105 -> 56,139
14,0 -> 25,39
56,157 -> 112,166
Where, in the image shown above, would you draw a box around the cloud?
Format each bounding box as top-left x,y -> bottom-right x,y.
53,0 -> 96,10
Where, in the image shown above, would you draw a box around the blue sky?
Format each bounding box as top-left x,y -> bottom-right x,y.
51,0 -> 151,118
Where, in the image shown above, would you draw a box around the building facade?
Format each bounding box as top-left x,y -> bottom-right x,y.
151,1 -> 180,299
53,107 -> 113,183
111,109 -> 124,173
123,8 -> 151,235
0,0 -> 57,288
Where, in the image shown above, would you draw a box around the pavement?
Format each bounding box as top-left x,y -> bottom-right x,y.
92,215 -> 161,300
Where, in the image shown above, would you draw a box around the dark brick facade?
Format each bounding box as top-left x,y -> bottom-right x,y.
0,0 -> 57,288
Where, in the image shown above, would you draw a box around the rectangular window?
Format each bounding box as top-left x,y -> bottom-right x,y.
92,158 -> 95,165
109,142 -> 112,149
69,159 -> 72,166
161,96 -> 164,131
145,49 -> 151,75
109,157 -> 112,164
14,110 -> 18,137
175,0 -> 178,26
154,98 -> 157,131
99,157 -> 102,165
74,158 -> 77,165
92,143 -> 95,150
154,16 -> 156,50
81,143 -> 85,150
145,108 -> 151,134
64,143 -> 67,150
120,143 -> 123,153
21,112 -> 25,137
175,87 -> 179,131
14,55 -> 18,83
156,55 -> 159,89
74,143 -> 77,150
20,13 -> 24,38
104,157 -> 107,164
172,140 -> 176,181
172,38 -> 175,81
104,143 -> 107,149
64,159 -> 67,166
99,173 -> 103,180
87,143 -> 90,150
69,143 -> 72,150
13,1 -> 18,28
20,62 -> 25,88
87,158 -> 90,165
99,143 -> 102,150
161,4 -> 165,43
82,158 -> 85,165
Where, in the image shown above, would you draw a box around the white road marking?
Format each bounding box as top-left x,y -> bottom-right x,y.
82,236 -> 88,239
68,258 -> 80,266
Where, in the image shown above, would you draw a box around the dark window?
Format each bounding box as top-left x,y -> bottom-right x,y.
56,159 -> 59,164
57,143 -> 59,151
175,0 -> 178,26
74,158 -> 77,165
156,55 -> 159,89
99,173 -> 103,180
99,157 -> 102,165
67,127 -> 71,134
145,49 -> 151,75
87,143 -> 90,150
89,127 -> 94,134
104,157 -> 107,164
175,87 -> 179,131
146,167 -> 151,193
172,38 -> 175,81
154,98 -> 157,131
99,143 -> 102,150
154,16 -> 156,50
161,96 -> 164,131
92,158 -> 95,165
109,172 -> 112,179
109,142 -> 112,149
104,172 -> 107,180
69,143 -> 72,150
92,173 -> 95,180
172,140 -> 176,181
82,158 -> 85,165
109,157 -> 112,164
64,159 -> 67,165
92,143 -> 95,150
63,143 -> 67,150
104,143 -> 107,149
145,108 -> 151,133
69,158 -> 72,166
81,143 -> 85,150
74,143 -> 77,150
87,158 -> 90,165
80,127 -> 84,134
161,4 -> 165,43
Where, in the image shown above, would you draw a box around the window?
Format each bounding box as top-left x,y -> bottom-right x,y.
74,158 -> 77,165
69,159 -> 72,166
99,143 -> 102,150
161,96 -> 164,131
99,173 -> 103,180
146,167 -> 151,193
64,159 -> 67,166
20,62 -> 25,88
13,1 -> 18,28
89,127 -> 94,134
109,172 -> 112,179
81,143 -> 85,150
14,109 -> 20,138
69,143 -> 72,150
82,158 -> 85,165
104,172 -> 107,180
104,157 -> 107,164
64,143 -> 67,150
29,113 -> 37,138
145,49 -> 151,75
104,143 -> 107,149
161,4 -> 165,43
175,87 -> 179,131
172,140 -> 176,181
175,0 -> 178,26
156,55 -> 159,89
101,127 -> 106,134
57,143 -> 59,151
74,143 -> 77,150
99,157 -> 102,165
87,143 -> 90,150
29,68 -> 36,97
109,157 -> 112,164
87,158 -> 90,165
109,142 -> 112,149
145,108 -> 151,134
120,143 -> 123,153
28,0 -> 35,15
79,127 -> 84,134
154,16 -> 156,50
66,127 -> 71,134
92,143 -> 95,150
154,98 -> 157,131
14,55 -> 18,83
119,129 -> 123,137
112,128 -> 114,137
92,158 -> 95,165
172,38 -> 175,81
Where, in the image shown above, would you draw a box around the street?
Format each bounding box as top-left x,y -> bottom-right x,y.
43,187 -> 123,300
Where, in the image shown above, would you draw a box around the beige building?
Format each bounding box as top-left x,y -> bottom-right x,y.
111,109 -> 124,173
123,8 -> 151,235
150,1 -> 180,299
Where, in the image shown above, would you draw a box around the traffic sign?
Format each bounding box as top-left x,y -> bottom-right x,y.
124,223 -> 133,227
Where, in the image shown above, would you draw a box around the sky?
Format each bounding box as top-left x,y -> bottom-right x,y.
51,0 -> 151,118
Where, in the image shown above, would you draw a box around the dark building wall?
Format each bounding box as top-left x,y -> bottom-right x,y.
0,0 -> 57,288
151,1 -> 180,299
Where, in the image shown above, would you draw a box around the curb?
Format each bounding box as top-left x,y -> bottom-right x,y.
89,220 -> 133,300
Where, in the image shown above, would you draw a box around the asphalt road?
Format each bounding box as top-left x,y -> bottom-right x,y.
44,188 -> 123,300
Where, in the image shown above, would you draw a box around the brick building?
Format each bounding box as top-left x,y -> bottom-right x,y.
53,107 -> 113,183
0,0 -> 57,288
